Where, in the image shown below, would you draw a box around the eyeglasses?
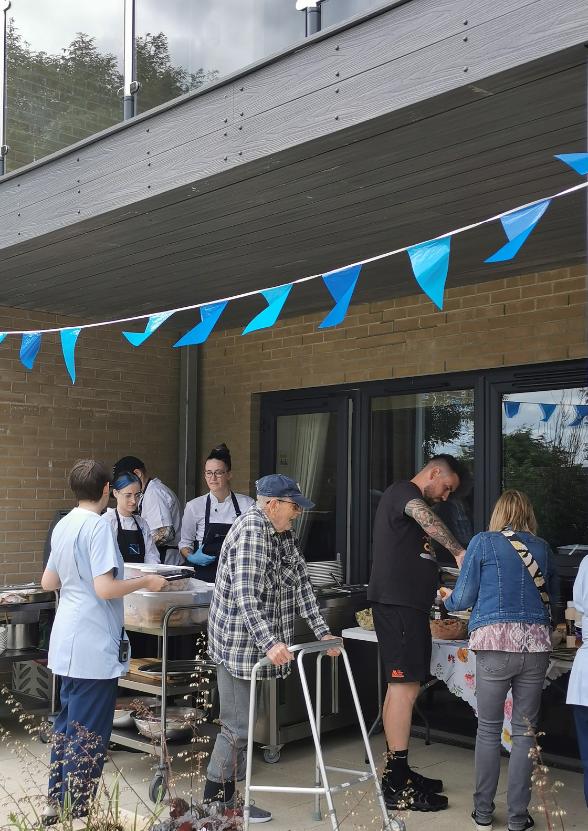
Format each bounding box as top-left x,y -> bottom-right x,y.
205,470 -> 227,479
275,499 -> 303,513
118,491 -> 142,500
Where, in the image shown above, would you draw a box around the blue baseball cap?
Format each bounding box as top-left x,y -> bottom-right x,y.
255,474 -> 315,509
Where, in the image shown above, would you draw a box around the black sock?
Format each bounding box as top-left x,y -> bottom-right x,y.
203,779 -> 235,804
384,750 -> 409,789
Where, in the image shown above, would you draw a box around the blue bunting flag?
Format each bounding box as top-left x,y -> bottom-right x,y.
122,311 -> 175,346
485,201 -> 550,263
20,332 -> 42,370
242,284 -> 293,335
569,405 -> 588,427
504,401 -> 521,419
555,153 -> 588,176
407,237 -> 451,310
0,333 -> 6,345
319,265 -> 362,328
174,301 -> 228,347
538,403 -> 556,423
60,328 -> 82,383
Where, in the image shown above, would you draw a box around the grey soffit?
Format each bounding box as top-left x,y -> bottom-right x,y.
0,1 -> 585,324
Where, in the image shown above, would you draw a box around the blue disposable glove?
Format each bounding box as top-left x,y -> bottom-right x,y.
186,547 -> 216,566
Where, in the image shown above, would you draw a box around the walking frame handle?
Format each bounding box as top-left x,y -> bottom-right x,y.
254,638 -> 344,669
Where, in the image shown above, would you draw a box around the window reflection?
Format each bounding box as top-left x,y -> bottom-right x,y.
370,390 -> 475,561
502,388 -> 588,550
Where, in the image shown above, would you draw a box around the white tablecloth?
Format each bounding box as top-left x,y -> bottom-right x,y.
342,627 -> 573,752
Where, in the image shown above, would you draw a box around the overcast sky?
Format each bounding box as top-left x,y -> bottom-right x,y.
9,0 -> 308,76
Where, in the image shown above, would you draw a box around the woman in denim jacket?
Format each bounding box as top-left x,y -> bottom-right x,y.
443,490 -> 558,831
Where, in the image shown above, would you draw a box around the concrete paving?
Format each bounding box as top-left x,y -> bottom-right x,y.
0,715 -> 585,830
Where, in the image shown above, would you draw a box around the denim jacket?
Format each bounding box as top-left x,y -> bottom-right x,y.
444,530 -> 559,633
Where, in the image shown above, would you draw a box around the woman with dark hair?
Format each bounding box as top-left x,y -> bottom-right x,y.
443,490 -> 558,831
179,444 -> 254,582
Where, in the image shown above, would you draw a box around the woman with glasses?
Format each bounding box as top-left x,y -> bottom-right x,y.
179,444 -> 254,582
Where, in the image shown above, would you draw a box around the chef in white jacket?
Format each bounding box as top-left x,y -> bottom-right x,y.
179,443 -> 253,582
112,456 -> 182,565
567,554 -> 588,806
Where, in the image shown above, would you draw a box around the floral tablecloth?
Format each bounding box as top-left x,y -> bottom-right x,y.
431,639 -> 573,751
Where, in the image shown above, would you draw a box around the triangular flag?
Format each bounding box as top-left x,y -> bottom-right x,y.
0,333 -> 6,345
485,200 -> 550,263
407,237 -> 451,310
173,301 -> 228,347
319,265 -> 362,328
242,284 -> 293,335
504,401 -> 521,418
538,403 -> 556,423
555,153 -> 588,176
569,405 -> 588,427
60,328 -> 81,383
20,332 -> 42,370
122,311 -> 175,346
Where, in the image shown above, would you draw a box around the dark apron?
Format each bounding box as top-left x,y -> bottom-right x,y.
115,509 -> 145,563
115,510 -> 156,659
139,478 -> 177,564
193,492 -> 241,582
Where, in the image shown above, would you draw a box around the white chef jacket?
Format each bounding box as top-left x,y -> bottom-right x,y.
139,477 -> 182,565
567,555 -> 588,706
46,507 -> 129,679
179,491 -> 254,553
103,507 -> 160,565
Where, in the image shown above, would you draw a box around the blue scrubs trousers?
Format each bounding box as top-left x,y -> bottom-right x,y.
573,704 -> 588,807
48,676 -> 118,812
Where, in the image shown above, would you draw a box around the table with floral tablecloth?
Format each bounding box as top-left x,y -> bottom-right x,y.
431,639 -> 574,751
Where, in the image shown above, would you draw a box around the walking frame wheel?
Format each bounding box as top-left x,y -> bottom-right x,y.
148,771 -> 167,803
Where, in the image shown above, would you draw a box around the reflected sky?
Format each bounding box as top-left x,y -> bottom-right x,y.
9,0 -> 306,76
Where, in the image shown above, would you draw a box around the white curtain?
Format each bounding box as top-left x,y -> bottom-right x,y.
288,413 -> 329,553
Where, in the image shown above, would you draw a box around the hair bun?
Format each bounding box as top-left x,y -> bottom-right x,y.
213,443 -> 230,454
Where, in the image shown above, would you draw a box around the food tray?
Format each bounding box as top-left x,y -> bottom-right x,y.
124,584 -> 212,628
124,563 -> 195,592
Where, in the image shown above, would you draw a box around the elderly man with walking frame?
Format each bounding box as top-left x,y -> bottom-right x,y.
202,474 -> 340,823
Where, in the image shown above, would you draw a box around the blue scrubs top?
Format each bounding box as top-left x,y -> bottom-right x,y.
47,507 -> 129,679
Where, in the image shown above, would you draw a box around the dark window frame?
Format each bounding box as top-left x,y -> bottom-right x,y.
259,359 -> 587,583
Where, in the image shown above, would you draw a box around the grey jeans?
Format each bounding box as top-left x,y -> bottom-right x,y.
473,650 -> 550,831
206,662 -> 253,785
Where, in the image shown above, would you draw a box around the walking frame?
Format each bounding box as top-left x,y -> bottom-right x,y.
244,639 -> 405,831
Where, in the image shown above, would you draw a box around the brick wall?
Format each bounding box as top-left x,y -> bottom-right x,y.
0,306 -> 181,584
198,266 -> 587,493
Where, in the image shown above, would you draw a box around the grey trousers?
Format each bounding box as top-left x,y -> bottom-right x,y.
206,662 -> 252,785
473,650 -> 550,831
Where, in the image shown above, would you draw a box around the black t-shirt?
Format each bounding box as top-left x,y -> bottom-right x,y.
367,480 -> 439,612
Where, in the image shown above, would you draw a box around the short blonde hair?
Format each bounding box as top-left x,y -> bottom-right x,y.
488,489 -> 538,535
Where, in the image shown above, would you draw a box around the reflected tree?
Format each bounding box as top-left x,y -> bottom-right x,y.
6,22 -> 218,172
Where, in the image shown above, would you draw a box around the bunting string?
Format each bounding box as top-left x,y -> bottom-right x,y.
1,171 -> 586,339
0,153 -> 586,383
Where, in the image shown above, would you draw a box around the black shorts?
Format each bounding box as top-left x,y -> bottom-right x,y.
372,603 -> 432,684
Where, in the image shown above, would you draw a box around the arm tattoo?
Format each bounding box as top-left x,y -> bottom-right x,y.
405,498 -> 464,557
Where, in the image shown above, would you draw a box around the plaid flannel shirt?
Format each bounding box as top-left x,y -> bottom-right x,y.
207,505 -> 330,679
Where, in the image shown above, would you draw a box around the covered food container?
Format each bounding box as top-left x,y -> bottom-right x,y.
124,580 -> 213,628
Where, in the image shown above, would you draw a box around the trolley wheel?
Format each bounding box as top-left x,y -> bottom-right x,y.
148,772 -> 167,803
263,747 -> 281,764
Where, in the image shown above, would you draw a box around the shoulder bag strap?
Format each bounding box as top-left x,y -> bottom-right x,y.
501,529 -> 552,624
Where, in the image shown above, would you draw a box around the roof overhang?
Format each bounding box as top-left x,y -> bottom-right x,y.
0,0 -> 586,326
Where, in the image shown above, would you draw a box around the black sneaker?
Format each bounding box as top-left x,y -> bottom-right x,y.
508,815 -> 534,831
472,809 -> 493,830
384,783 -> 448,812
406,767 -> 443,794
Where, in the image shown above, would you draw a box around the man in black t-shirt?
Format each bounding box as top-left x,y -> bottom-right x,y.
368,453 -> 469,812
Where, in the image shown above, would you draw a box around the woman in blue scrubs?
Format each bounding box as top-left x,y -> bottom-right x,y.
41,459 -> 167,822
